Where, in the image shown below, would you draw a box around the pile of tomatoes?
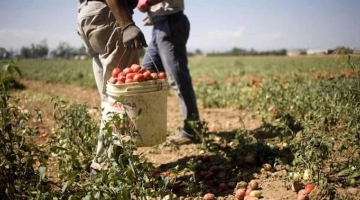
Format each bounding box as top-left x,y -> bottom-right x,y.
108,64 -> 166,84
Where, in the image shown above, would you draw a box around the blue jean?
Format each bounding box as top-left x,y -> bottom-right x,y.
142,11 -> 199,136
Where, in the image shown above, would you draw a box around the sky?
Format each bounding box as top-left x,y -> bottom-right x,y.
0,0 -> 360,53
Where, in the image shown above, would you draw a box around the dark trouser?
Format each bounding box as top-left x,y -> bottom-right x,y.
142,12 -> 199,136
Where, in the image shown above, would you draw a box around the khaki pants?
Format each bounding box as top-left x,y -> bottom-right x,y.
77,1 -> 139,171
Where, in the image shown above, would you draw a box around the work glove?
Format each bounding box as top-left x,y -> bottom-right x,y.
137,0 -> 152,13
122,23 -> 148,49
143,16 -> 153,26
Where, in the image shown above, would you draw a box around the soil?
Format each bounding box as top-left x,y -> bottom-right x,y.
11,79 -> 317,200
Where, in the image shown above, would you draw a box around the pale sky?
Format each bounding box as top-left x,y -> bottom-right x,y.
0,0 -> 359,53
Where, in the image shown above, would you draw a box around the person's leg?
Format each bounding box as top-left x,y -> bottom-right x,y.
141,30 -> 164,73
153,14 -> 200,143
77,1 -> 139,177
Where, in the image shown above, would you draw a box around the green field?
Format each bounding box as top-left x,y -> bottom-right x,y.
13,55 -> 360,107
2,55 -> 360,199
14,55 -> 359,87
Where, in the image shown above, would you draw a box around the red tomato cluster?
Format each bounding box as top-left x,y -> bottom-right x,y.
108,64 -> 166,84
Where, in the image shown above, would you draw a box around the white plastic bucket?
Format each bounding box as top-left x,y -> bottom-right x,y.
105,79 -> 168,147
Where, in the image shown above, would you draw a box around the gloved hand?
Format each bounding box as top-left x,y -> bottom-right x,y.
137,0 -> 152,13
122,23 -> 148,49
143,16 -> 153,26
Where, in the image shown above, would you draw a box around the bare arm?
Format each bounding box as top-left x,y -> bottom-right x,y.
105,0 -> 134,29
106,0 -> 148,49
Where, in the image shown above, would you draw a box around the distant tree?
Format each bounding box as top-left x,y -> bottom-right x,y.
33,39 -> 49,58
333,46 -> 353,54
78,45 -> 87,55
20,47 -> 32,59
19,39 -> 49,59
51,42 -> 77,59
0,47 -> 12,59
195,49 -> 203,55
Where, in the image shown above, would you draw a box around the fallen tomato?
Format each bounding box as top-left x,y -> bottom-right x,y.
219,183 -> 228,190
203,193 -> 215,200
304,184 -> 314,194
234,188 -> 246,200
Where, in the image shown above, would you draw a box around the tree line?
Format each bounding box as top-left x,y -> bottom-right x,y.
0,40 -> 87,60
0,40 -> 356,60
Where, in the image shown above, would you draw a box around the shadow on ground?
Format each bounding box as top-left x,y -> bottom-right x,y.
154,125 -> 295,197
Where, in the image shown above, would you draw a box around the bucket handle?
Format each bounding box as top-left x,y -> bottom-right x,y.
144,50 -> 164,91
117,48 -> 161,74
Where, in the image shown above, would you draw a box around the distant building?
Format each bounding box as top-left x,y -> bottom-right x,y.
306,49 -> 329,55
287,49 -> 306,56
353,49 -> 360,54
74,55 -> 88,60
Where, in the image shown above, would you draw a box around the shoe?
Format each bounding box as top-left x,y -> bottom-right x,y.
169,134 -> 197,145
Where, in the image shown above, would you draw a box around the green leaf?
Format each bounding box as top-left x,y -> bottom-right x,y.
337,169 -> 352,177
350,170 -> 360,179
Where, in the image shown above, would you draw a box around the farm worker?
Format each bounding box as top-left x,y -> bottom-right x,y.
76,0 -> 147,180
137,0 -> 201,145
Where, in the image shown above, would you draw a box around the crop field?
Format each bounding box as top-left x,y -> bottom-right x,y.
1,55 -> 360,199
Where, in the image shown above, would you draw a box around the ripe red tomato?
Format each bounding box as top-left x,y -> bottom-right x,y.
159,71 -> 166,79
304,184 -> 314,194
125,79 -> 133,83
108,76 -> 117,84
133,74 -> 145,82
138,66 -> 146,73
117,72 -> 124,77
122,67 -> 133,75
118,75 -> 126,83
143,71 -> 151,80
130,64 -> 141,73
112,68 -> 121,77
126,73 -> 136,80
203,193 -> 215,200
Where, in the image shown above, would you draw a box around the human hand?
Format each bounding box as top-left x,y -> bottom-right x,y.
122,23 -> 148,49
137,0 -> 152,13
143,16 -> 153,26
